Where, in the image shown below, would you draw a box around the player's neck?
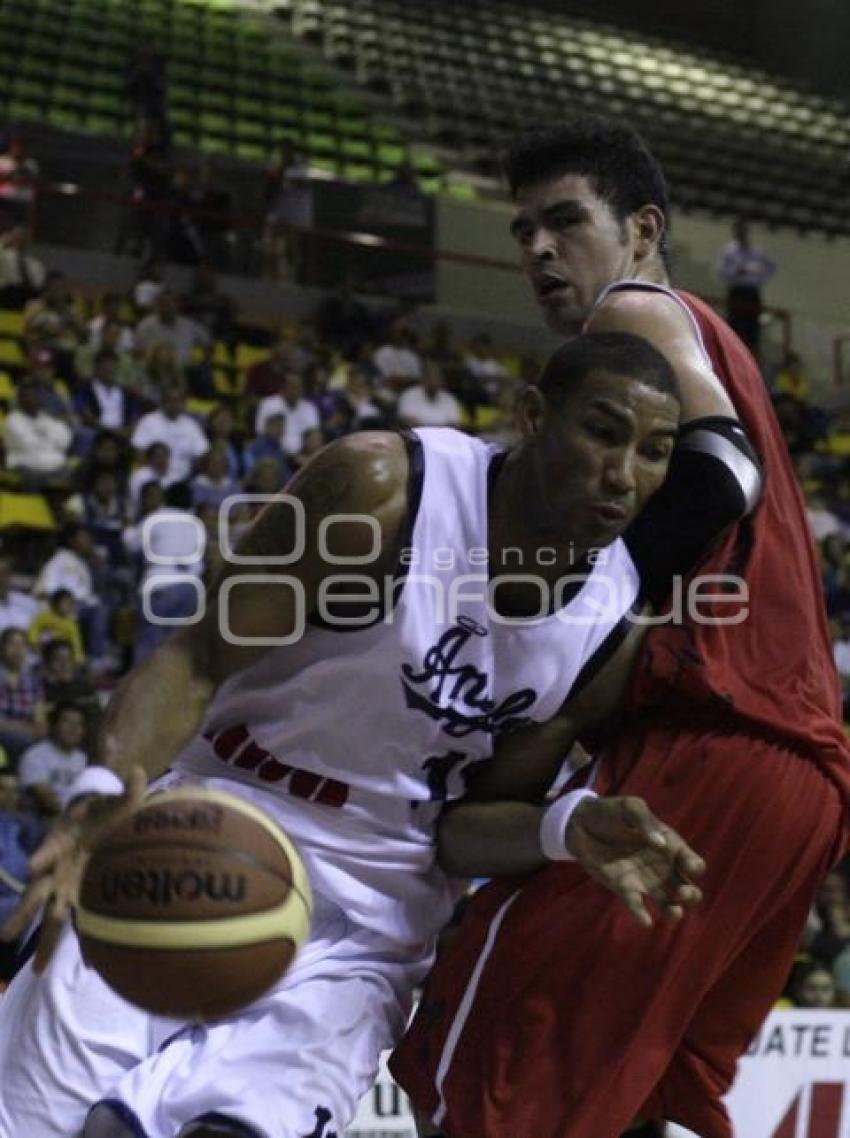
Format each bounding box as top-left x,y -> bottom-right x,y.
629,259 -> 669,287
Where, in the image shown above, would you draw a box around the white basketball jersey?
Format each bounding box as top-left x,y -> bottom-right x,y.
174,428 -> 640,945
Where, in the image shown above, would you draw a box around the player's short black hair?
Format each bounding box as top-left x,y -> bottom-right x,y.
537,331 -> 679,412
504,116 -> 669,255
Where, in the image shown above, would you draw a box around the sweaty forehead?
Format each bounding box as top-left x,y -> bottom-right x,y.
571,368 -> 680,419
512,172 -> 605,215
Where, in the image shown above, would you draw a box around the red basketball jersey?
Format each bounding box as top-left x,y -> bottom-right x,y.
624,290 -> 850,800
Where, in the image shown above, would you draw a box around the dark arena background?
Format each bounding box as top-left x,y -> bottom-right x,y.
0,2 -> 849,1136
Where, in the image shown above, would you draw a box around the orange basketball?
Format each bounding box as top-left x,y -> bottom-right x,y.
77,787 -> 312,1020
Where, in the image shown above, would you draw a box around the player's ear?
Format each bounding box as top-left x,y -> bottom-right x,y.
517,385 -> 546,439
631,204 -> 665,265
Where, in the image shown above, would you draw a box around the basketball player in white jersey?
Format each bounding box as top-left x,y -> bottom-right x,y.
0,331 -> 756,1138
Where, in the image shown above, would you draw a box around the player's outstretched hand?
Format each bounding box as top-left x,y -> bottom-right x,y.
565,795 -> 705,928
0,766 -> 147,971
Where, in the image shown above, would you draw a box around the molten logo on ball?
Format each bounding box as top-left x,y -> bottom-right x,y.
98,867 -> 247,907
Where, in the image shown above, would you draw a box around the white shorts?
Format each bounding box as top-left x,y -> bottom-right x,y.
0,893 -> 427,1138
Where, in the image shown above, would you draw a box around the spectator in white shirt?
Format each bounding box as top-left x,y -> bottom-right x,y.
255,373 -> 320,458
128,441 -> 170,512
18,702 -> 88,818
3,381 -> 73,487
0,555 -> 38,635
131,383 -> 209,485
807,494 -> 844,543
88,292 -> 135,354
717,217 -> 777,357
134,289 -> 210,366
373,321 -> 423,391
34,523 -> 110,664
461,334 -> 509,389
133,258 -> 165,312
397,362 -> 462,429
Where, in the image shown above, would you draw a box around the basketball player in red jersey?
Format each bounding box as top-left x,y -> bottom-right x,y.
390,117 -> 850,1138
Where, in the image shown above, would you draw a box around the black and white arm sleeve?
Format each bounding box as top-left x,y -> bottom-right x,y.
625,416 -> 762,606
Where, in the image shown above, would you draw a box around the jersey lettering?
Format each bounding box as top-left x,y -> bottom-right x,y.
401,617 -> 536,737
302,1104 -> 337,1138
205,727 -> 350,807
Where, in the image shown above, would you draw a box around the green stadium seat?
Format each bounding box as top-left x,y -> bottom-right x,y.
7,100 -> 47,123
86,114 -> 124,137
45,105 -> 88,130
304,131 -> 338,158
199,91 -> 233,113
11,79 -> 49,106
340,138 -> 372,161
376,143 -> 406,169
173,128 -> 200,149
269,105 -> 302,128
411,150 -> 441,177
303,110 -> 334,131
373,124 -> 402,145
234,141 -> 267,163
198,135 -> 234,158
235,97 -> 266,122
200,113 -> 233,139
342,162 -> 377,183
309,155 -> 337,176
88,91 -> 122,116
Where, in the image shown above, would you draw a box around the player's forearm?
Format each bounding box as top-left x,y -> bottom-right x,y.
437,800 -> 548,877
97,629 -> 216,781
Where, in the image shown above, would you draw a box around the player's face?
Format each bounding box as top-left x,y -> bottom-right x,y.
511,174 -> 638,335
521,368 -> 679,550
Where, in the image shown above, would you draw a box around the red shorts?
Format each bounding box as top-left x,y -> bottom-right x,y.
390,717 -> 846,1138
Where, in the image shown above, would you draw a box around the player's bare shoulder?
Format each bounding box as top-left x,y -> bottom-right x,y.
297,429 -> 409,520
238,430 -> 410,569
588,284 -> 736,420
588,285 -> 699,357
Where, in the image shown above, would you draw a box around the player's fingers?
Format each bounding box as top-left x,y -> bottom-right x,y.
679,852 -> 706,879
27,822 -> 78,875
620,797 -> 667,848
675,882 -> 703,907
660,902 -> 685,922
620,887 -> 653,929
0,874 -> 53,941
124,764 -> 147,806
670,837 -> 706,880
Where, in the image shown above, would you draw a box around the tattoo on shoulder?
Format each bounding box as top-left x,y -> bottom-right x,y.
237,460 -> 355,561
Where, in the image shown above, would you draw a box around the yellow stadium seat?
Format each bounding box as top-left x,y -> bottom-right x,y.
0,493 -> 56,530
187,397 -> 219,419
235,344 -> 268,369
0,310 -> 24,337
816,433 -> 850,457
0,340 -> 24,367
213,342 -> 235,366
0,371 -> 15,402
213,367 -> 242,397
